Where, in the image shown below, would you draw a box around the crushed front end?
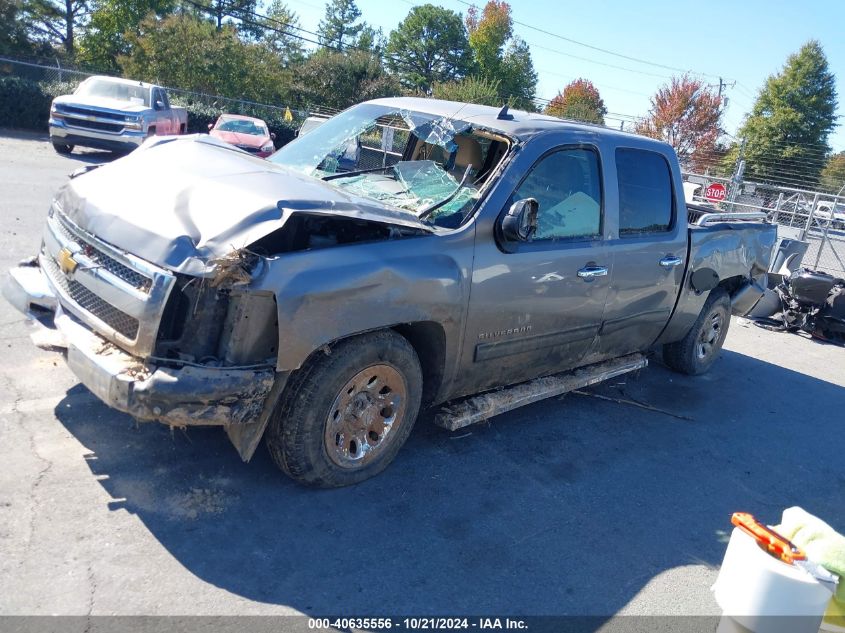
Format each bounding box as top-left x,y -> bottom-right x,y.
2,204 -> 278,458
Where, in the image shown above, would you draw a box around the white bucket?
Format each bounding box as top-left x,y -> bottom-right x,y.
714,528 -> 836,633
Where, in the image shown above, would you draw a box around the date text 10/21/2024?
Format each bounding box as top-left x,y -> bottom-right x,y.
308,618 -> 529,630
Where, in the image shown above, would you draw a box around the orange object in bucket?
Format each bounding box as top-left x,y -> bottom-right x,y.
731,512 -> 807,564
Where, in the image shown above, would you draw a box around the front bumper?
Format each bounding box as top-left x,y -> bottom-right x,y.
2,261 -> 275,428
50,119 -> 146,152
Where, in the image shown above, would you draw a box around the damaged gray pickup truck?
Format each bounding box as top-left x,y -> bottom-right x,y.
4,97 -> 777,487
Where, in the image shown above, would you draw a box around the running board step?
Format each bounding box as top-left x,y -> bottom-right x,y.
434,353 -> 648,431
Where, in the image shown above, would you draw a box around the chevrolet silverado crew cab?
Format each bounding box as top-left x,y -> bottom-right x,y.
49,75 -> 188,154
4,97 -> 776,487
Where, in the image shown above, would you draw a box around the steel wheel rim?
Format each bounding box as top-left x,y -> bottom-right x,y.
697,311 -> 723,360
324,364 -> 407,469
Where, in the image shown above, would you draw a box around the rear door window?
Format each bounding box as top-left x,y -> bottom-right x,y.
616,148 -> 674,235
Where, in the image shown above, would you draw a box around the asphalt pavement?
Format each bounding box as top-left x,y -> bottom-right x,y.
1,130 -> 844,620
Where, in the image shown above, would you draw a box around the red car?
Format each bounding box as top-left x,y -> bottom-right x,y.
208,114 -> 275,158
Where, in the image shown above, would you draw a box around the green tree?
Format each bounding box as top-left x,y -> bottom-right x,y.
431,76 -> 500,106
292,48 -> 399,110
202,0 -> 257,31
820,152 -> 845,194
257,0 -> 305,65
635,75 -> 723,172
497,37 -> 537,110
385,4 -> 473,93
464,0 -> 536,110
20,0 -> 89,55
317,0 -> 362,49
356,24 -> 384,53
0,0 -> 43,55
77,0 -> 175,71
728,40 -> 838,188
544,78 -> 607,124
119,13 -> 290,103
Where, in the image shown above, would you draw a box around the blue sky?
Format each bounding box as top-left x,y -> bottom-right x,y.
282,0 -> 845,152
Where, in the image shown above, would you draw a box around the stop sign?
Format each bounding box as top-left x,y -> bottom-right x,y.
705,182 -> 727,203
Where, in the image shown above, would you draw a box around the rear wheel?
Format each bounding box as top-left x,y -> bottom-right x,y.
266,331 -> 423,488
51,141 -> 73,155
663,288 -> 731,376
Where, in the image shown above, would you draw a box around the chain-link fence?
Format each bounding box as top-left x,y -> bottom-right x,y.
0,55 -> 330,137
683,171 -> 845,276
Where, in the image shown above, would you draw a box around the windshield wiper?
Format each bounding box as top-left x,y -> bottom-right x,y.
417,165 -> 472,220
321,165 -> 394,181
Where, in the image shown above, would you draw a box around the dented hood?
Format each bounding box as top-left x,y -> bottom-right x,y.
56,135 -> 432,275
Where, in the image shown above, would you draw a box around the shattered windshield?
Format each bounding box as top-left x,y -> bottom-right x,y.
270,103 -> 506,226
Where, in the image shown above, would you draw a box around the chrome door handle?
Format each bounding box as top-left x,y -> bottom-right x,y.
659,256 -> 683,268
577,265 -> 608,279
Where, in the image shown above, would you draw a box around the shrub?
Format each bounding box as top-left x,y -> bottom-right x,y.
0,76 -> 54,131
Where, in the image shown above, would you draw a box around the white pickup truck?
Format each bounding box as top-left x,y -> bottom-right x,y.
49,75 -> 188,154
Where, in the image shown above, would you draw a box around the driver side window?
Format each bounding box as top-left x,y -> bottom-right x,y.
513,148 -> 602,241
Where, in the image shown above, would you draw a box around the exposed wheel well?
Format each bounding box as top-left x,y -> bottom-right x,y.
392,322 -> 447,406
716,274 -> 747,297
716,275 -> 748,297
293,323 -> 448,408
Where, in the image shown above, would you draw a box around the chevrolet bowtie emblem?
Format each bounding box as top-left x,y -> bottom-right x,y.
57,248 -> 78,275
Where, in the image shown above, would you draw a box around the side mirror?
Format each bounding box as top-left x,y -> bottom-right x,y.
207,123 -> 213,131
270,132 -> 276,140
154,100 -> 164,111
499,198 -> 538,244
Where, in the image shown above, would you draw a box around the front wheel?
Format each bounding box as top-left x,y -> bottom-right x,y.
51,141 -> 73,155
663,288 -> 731,376
266,331 -> 423,488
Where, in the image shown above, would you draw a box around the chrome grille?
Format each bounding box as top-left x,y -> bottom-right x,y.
56,217 -> 152,292
43,256 -> 140,339
55,105 -> 127,122
65,118 -> 124,133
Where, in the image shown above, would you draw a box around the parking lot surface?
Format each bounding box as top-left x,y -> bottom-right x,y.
1,131 -> 844,618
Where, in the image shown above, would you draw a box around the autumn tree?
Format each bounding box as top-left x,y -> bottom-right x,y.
544,78 -> 607,124
385,4 -> 474,93
728,41 -> 838,188
465,0 -> 537,110
820,153 -> 845,194
635,75 -> 722,172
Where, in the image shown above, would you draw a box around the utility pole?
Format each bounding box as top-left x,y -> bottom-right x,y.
727,137 -> 746,211
714,77 -> 734,111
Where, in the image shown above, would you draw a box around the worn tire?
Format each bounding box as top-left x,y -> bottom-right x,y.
52,142 -> 73,155
663,288 -> 731,376
265,331 -> 423,488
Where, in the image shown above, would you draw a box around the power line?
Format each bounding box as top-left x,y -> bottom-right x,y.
451,0 -> 729,80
